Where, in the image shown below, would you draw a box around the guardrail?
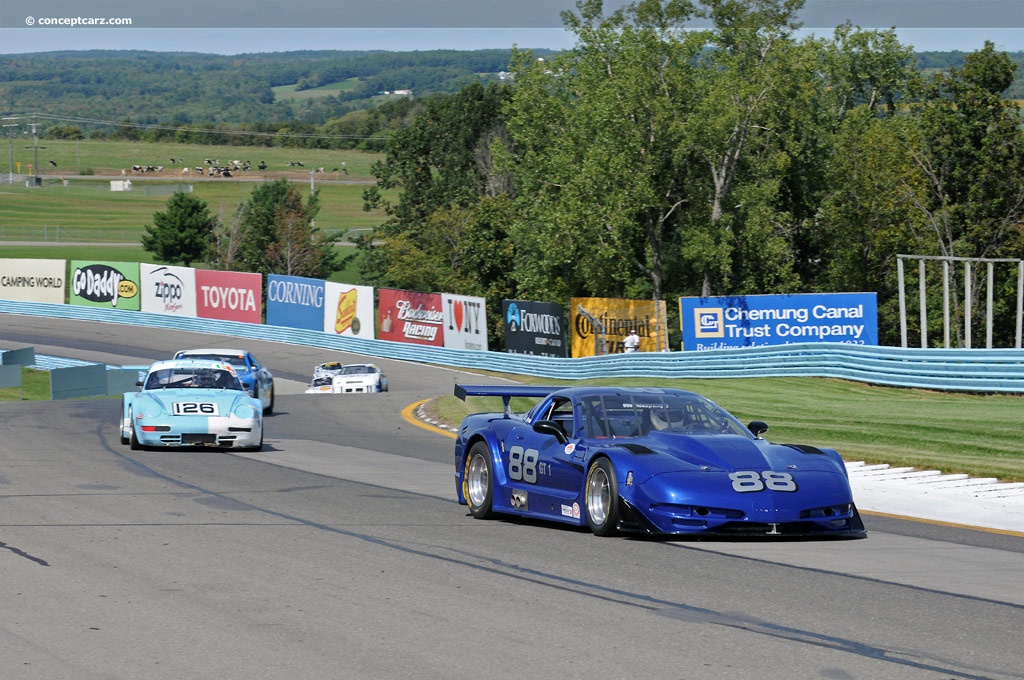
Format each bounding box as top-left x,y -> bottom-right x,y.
3,300 -> 1024,393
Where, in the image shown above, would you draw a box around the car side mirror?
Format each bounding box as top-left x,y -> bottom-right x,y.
533,419 -> 568,444
747,420 -> 769,437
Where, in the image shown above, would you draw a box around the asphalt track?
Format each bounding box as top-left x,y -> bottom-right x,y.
2,314 -> 1023,680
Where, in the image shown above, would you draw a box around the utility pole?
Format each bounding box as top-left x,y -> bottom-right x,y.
30,120 -> 40,186
1,118 -> 18,185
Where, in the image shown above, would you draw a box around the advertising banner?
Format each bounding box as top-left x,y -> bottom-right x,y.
69,261 -> 141,310
0,258 -> 65,303
442,293 -> 488,351
266,274 -> 326,331
571,297 -> 667,357
195,269 -> 262,324
679,292 -> 879,351
502,299 -> 567,357
377,288 -> 444,347
140,263 -> 198,317
323,282 -> 375,338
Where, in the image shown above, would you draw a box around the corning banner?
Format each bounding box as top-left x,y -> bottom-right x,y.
378,288 -> 444,347
69,261 -> 141,310
502,299 -> 567,357
323,282 -> 375,339
571,297 -> 667,357
442,293 -> 488,351
195,269 -> 262,324
679,292 -> 879,351
0,258 -> 65,303
140,263 -> 197,317
266,274 -> 326,331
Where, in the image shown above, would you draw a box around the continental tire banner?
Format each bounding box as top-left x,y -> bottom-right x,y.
442,293 -> 488,351
0,258 -> 65,303
140,263 -> 197,317
69,261 -> 141,310
571,297 -> 667,357
323,282 -> 375,338
679,292 -> 878,350
378,288 -> 444,346
195,269 -> 262,324
502,299 -> 567,357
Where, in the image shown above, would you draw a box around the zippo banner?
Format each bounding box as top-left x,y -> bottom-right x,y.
195,269 -> 262,324
69,261 -> 141,310
140,263 -> 197,317
323,282 -> 375,339
0,258 -> 65,303
679,292 -> 879,351
377,288 -> 444,347
502,299 -> 568,357
442,293 -> 488,351
266,274 -> 326,331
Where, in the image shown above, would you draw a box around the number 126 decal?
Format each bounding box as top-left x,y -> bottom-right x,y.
729,471 -> 797,492
173,402 -> 219,416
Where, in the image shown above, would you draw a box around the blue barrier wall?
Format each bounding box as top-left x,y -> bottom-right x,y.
3,300 -> 1024,393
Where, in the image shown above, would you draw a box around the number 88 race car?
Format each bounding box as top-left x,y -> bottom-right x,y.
120,359 -> 264,451
454,384 -> 865,538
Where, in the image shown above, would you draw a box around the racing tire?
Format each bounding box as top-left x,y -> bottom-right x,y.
264,387 -> 274,416
585,457 -> 620,537
119,399 -> 130,445
464,442 -> 496,519
129,413 -> 142,451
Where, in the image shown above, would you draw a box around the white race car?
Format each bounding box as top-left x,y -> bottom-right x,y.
305,362 -> 388,394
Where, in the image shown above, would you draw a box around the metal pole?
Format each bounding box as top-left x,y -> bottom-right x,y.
964,261 -> 972,349
943,259 -> 950,349
897,256 -> 907,348
919,259 -> 927,348
986,261 -> 994,349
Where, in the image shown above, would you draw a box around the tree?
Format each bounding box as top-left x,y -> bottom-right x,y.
141,191 -> 218,266
228,178 -> 339,278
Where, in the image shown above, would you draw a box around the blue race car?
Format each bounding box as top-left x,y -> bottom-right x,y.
173,348 -> 274,414
454,385 -> 865,538
120,359 -> 264,451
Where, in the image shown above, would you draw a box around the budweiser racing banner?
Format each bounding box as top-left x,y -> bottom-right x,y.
502,299 -> 567,357
0,258 -> 65,304
69,261 -> 141,310
570,297 -> 668,357
195,269 -> 262,324
679,292 -> 879,351
378,288 -> 444,346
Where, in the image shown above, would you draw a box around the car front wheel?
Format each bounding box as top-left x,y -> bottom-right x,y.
585,458 -> 620,536
464,442 -> 495,519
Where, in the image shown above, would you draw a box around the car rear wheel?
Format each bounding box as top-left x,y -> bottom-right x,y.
585,458 -> 620,536
264,387 -> 274,415
464,442 -> 495,519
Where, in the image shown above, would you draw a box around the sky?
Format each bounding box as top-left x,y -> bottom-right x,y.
0,1 -> 1021,55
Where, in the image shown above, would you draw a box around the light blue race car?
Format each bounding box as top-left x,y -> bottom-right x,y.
120,359 -> 264,451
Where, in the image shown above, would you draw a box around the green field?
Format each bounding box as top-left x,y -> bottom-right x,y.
272,79 -> 363,100
429,374 -> 1024,484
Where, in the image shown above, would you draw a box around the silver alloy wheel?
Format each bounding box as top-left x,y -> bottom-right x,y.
466,453 -> 490,508
586,465 -> 611,525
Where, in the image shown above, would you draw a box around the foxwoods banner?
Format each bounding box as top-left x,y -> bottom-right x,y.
503,299 -> 567,357
680,292 -> 878,351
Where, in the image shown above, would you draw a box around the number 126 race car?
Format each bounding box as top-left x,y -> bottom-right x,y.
120,359 -> 264,451
454,385 -> 866,538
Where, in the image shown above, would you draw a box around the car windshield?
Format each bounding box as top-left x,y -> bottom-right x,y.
341,365 -> 374,375
180,353 -> 248,369
145,367 -> 242,391
577,392 -> 752,439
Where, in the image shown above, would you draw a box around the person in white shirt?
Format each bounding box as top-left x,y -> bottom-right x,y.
623,329 -> 640,353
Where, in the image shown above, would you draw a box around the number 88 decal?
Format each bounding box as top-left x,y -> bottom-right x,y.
729,471 -> 797,492
508,445 -> 539,483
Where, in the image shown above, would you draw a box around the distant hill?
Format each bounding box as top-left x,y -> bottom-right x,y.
1,48 -> 1020,138
0,49 -> 550,131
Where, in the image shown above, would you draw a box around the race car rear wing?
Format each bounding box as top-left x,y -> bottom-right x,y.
454,384 -> 563,417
